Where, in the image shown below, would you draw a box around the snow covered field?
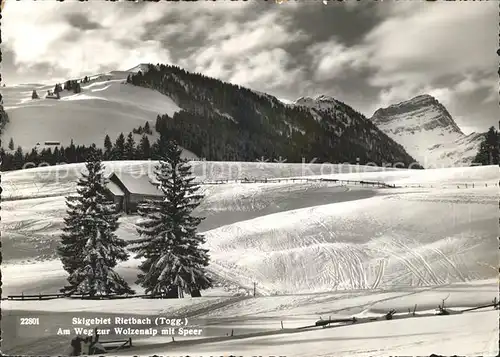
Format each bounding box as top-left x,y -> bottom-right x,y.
1,161 -> 498,355
3,280 -> 498,356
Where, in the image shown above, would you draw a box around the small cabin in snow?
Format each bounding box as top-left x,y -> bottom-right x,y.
105,172 -> 164,214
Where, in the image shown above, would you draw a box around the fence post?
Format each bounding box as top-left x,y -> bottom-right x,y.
231,329 -> 234,336
22,292 -> 24,300
281,321 -> 283,329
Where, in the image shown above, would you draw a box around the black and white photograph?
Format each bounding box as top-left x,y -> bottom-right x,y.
1,1 -> 498,356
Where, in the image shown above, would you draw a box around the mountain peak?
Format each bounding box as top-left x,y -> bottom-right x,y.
371,94 -> 463,135
368,94 -> 485,167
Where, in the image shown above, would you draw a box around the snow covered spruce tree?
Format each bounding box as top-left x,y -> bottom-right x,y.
131,140 -> 212,298
57,145 -> 134,297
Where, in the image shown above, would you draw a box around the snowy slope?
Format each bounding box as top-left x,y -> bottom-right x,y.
370,95 -> 485,168
2,277 -> 498,356
2,162 -> 497,293
2,161 -> 497,356
1,72 -> 181,152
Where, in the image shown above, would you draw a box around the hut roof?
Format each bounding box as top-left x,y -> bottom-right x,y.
107,172 -> 163,197
106,180 -> 124,196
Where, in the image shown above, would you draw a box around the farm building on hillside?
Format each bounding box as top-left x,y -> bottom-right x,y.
105,172 -> 164,213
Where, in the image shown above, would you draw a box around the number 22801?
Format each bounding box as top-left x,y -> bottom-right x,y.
20,318 -> 40,325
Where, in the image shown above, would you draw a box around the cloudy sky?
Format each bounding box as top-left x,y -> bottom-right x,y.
2,0 -> 497,134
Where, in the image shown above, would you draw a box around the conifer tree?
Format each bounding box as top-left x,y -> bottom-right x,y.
472,127 -> 499,165
8,137 -> 14,150
131,141 -> 212,298
155,115 -> 161,133
113,133 -> 125,159
138,134 -> 151,159
144,121 -> 151,134
104,135 -> 113,159
31,90 -> 39,99
124,132 -> 136,159
57,146 -> 134,296
13,146 -> 24,169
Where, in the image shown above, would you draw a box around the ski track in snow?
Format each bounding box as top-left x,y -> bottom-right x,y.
1,162 -> 497,296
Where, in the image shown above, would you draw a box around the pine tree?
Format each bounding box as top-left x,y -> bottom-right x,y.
138,134 -> 151,159
57,146 -> 134,297
144,121 -> 151,134
13,146 -> 24,169
113,133 -> 125,159
472,127 -> 499,165
124,132 -> 136,159
104,135 -> 113,159
8,137 -> 14,150
130,141 -> 212,298
155,115 -> 161,133
32,90 -> 39,99
151,131 -> 171,159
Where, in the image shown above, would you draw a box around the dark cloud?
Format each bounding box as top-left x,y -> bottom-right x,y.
65,12 -> 103,31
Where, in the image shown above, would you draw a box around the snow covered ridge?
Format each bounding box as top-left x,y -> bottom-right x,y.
370,94 -> 485,168
124,63 -> 153,74
295,95 -> 341,111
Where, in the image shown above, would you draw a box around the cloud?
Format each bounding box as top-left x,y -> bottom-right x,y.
65,12 -> 103,31
2,1 -> 171,80
176,10 -> 309,91
361,2 -> 497,88
307,39 -> 366,81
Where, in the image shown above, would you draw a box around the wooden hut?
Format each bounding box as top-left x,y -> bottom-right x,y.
105,172 -> 163,214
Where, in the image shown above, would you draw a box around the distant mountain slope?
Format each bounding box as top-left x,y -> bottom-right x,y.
370,95 -> 485,168
129,64 -> 421,168
1,72 -> 181,152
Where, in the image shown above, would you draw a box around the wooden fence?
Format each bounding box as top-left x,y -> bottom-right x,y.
100,337 -> 132,351
6,293 -> 68,301
200,177 -> 397,188
6,292 -> 202,301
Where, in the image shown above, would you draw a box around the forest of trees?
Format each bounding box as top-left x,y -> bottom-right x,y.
472,126 -> 499,165
57,141 -> 210,298
0,94 -> 10,135
127,64 -> 420,168
0,129 -> 154,172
